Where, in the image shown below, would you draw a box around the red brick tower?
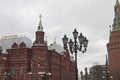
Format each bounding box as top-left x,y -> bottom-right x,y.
107,0 -> 120,76
34,15 -> 44,45
31,15 -> 48,79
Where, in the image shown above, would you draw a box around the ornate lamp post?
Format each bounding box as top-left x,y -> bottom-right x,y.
80,71 -> 84,80
62,29 -> 88,80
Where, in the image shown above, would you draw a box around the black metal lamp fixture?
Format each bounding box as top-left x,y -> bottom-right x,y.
63,29 -> 88,53
62,34 -> 69,51
68,39 -> 74,54
62,35 -> 68,45
73,29 -> 78,39
62,28 -> 88,80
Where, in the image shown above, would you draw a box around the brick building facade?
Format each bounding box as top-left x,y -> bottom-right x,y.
0,17 -> 75,80
107,0 -> 120,79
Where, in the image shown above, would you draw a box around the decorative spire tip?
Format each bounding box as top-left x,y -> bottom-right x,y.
109,25 -> 111,28
38,14 -> 43,31
39,14 -> 42,20
116,0 -> 120,5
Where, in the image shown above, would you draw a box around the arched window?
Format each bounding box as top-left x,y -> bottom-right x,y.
19,66 -> 24,75
11,42 -> 18,48
19,42 -> 26,48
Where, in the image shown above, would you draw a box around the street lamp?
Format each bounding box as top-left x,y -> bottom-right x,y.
85,67 -> 88,80
62,35 -> 69,52
62,28 -> 88,80
80,71 -> 84,80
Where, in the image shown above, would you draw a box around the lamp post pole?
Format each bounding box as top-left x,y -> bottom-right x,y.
74,32 -> 78,80
80,71 -> 84,80
85,67 -> 88,80
62,29 -> 88,80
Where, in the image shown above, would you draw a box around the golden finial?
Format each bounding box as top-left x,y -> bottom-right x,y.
39,14 -> 42,20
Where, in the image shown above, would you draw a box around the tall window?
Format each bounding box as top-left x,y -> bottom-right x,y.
11,67 -> 15,75
19,66 -> 24,75
20,54 -> 24,60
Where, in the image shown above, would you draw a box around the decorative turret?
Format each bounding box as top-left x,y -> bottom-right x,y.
34,15 -> 45,45
113,0 -> 120,31
116,0 -> 120,6
107,0 -> 120,77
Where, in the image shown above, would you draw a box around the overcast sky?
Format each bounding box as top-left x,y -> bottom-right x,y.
0,0 -> 116,74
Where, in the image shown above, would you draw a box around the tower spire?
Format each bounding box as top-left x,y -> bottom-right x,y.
116,0 -> 120,6
34,14 -> 45,45
112,0 -> 120,31
38,14 -> 43,31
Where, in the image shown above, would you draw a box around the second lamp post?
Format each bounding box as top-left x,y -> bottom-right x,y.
62,29 -> 88,80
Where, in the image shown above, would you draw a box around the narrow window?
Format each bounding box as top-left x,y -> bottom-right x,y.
11,67 -> 15,75
19,66 -> 24,75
